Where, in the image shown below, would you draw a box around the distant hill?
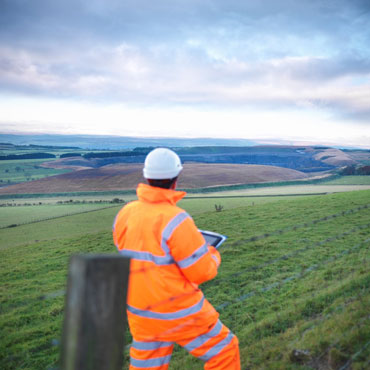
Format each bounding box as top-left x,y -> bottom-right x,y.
39,145 -> 356,172
312,148 -> 356,166
1,133 -> 367,171
0,133 -> 256,150
1,134 -> 368,194
176,146 -> 337,172
0,163 -> 309,194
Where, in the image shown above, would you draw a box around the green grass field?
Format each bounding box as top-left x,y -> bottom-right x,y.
320,176 -> 370,185
0,206 -> 123,250
0,190 -> 369,369
0,159 -> 70,185
0,194 -> 318,249
0,203 -> 120,229
192,184 -> 370,197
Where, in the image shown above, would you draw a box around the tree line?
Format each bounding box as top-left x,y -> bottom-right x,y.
340,165 -> 370,175
61,148 -> 153,159
0,153 -> 56,160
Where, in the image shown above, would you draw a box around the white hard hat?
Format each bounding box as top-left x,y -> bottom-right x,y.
143,148 -> 183,179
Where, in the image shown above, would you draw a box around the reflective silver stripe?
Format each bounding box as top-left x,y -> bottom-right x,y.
118,249 -> 174,265
132,340 -> 173,350
112,213 -> 119,232
115,212 -> 189,264
177,243 -> 208,268
184,320 -> 223,352
161,212 -> 190,254
127,296 -> 205,320
199,332 -> 235,362
130,355 -> 172,368
211,255 -> 219,266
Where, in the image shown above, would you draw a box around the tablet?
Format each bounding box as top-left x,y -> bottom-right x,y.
199,230 -> 228,249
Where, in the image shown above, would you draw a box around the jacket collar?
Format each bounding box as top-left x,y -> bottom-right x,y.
137,183 -> 187,205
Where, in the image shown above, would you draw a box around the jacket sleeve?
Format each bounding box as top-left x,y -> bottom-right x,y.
168,214 -> 221,285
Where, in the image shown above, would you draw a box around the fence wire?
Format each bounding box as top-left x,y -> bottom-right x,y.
338,340 -> 370,370
214,222 -> 370,285
0,204 -> 122,230
315,315 -> 370,370
290,291 -> 370,346
215,238 -> 370,311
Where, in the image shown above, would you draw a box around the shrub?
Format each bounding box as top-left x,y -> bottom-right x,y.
215,204 -> 224,212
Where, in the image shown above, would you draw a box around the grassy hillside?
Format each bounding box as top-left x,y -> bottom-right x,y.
0,194 -> 315,249
0,190 -> 369,369
0,203 -> 121,229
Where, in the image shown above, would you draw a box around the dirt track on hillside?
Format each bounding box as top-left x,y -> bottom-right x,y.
0,163 -> 309,194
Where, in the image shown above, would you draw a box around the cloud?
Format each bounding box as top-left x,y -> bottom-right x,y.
1,41 -> 369,123
0,0 -> 369,135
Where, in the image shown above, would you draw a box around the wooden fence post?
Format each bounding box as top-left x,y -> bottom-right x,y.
61,254 -> 130,370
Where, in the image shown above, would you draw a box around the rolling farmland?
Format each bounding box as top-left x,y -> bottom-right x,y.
0,163 -> 310,194
1,141 -> 370,369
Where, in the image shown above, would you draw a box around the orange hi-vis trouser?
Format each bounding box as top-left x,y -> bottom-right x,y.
129,319 -> 240,370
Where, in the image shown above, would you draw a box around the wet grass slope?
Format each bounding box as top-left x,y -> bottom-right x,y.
0,190 -> 369,369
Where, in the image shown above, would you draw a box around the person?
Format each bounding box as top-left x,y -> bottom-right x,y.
113,148 -> 240,370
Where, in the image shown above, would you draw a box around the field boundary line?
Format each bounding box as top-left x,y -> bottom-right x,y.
0,204 -> 124,229
338,340 -> 370,370
185,192 -> 330,199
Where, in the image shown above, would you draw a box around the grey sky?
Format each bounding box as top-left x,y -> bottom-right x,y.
0,0 -> 369,146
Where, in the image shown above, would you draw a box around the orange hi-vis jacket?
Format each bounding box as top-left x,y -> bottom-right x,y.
113,183 -> 221,341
